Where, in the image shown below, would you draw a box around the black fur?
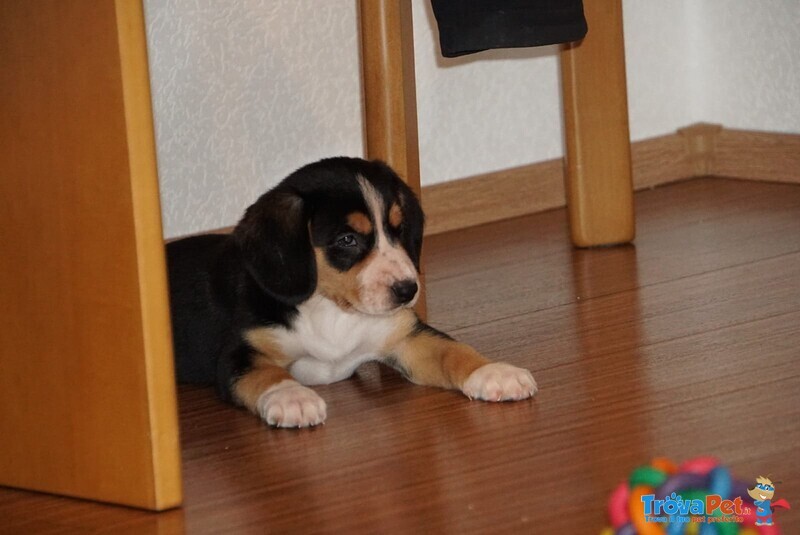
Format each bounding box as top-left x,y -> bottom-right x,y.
166,157 -> 425,401
233,189 -> 315,306
411,321 -> 453,341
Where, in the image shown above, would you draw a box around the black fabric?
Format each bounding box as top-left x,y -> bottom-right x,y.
431,0 -> 587,58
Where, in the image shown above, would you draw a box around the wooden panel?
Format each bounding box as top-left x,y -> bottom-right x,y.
114,0 -> 183,510
423,160 -> 566,235
174,124 -> 798,239
3,177 -> 799,533
0,0 -> 181,510
359,0 -> 426,317
422,124 -> 800,236
713,128 -> 800,184
560,0 -> 635,246
677,122 -> 724,177
632,129 -> 696,188
423,130 -> 698,235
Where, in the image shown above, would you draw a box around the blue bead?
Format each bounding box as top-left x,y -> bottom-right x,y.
708,465 -> 732,500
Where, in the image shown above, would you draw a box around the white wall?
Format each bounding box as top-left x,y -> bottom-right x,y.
412,2 -> 565,188
145,0 -> 800,238
689,0 -> 800,132
145,1 -> 363,237
622,1 -> 698,140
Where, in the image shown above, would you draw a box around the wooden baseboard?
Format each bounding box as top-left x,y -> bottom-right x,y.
172,124 -> 799,240
419,159 -> 566,236
712,128 -> 800,184
422,124 -> 800,235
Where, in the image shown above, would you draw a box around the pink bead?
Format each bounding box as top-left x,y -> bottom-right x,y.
678,456 -> 720,475
757,524 -> 781,535
608,480 -> 630,528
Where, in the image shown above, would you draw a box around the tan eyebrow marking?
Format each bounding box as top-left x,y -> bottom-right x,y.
388,202 -> 403,228
347,211 -> 373,234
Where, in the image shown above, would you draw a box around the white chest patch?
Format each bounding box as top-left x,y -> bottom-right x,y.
272,295 -> 398,385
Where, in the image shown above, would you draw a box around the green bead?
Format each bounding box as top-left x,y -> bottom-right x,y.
715,520 -> 739,535
629,465 -> 668,488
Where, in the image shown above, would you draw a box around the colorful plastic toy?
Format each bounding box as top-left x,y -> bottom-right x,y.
603,457 -> 789,534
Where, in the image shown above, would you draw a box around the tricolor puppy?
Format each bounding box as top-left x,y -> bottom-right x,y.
167,157 -> 537,428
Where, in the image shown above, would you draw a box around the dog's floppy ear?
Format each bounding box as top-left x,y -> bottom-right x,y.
233,188 -> 316,305
397,183 -> 425,270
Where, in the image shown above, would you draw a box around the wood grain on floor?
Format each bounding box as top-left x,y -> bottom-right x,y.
2,177 -> 799,534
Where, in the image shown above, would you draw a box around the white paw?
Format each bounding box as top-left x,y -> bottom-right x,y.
462,362 -> 537,402
255,380 -> 327,428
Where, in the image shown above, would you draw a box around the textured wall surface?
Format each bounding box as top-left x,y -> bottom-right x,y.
622,1 -> 697,140
145,1 -> 364,238
146,0 -> 800,238
691,0 -> 800,132
412,0 -> 564,188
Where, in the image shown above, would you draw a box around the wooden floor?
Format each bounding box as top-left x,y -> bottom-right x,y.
2,177 -> 799,533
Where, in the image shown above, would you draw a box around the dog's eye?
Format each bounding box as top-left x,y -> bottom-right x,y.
337,234 -> 357,247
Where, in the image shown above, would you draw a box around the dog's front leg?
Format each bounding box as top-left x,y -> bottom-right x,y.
388,324 -> 537,401
230,349 -> 327,428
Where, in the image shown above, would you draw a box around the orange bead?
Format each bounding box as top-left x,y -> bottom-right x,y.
628,484 -> 665,535
650,457 -> 678,475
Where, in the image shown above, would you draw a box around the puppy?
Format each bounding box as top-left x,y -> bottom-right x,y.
167,157 -> 536,428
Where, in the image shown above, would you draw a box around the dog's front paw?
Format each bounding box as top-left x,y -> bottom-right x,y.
462,362 -> 537,402
256,380 -> 327,428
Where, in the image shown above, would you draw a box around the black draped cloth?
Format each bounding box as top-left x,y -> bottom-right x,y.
430,0 -> 587,57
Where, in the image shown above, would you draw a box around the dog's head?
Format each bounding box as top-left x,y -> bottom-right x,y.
233,157 -> 424,315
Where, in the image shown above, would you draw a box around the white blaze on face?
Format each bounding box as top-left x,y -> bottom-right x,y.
356,175 -> 418,314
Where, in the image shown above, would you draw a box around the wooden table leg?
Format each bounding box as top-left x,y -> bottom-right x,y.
359,0 -> 427,318
0,0 -> 181,510
560,0 -> 635,247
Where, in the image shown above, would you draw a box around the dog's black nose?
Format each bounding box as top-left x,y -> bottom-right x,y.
391,280 -> 418,305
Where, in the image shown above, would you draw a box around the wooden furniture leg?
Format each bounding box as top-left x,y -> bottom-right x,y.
359,0 -> 427,318
0,0 -> 181,510
560,0 -> 635,247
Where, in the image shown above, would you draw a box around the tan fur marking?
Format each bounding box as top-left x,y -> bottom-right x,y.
244,328 -> 294,368
233,364 -> 293,413
379,309 -> 418,354
388,202 -> 403,228
347,211 -> 373,235
391,333 -> 490,390
235,329 -> 297,413
314,247 -> 373,310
